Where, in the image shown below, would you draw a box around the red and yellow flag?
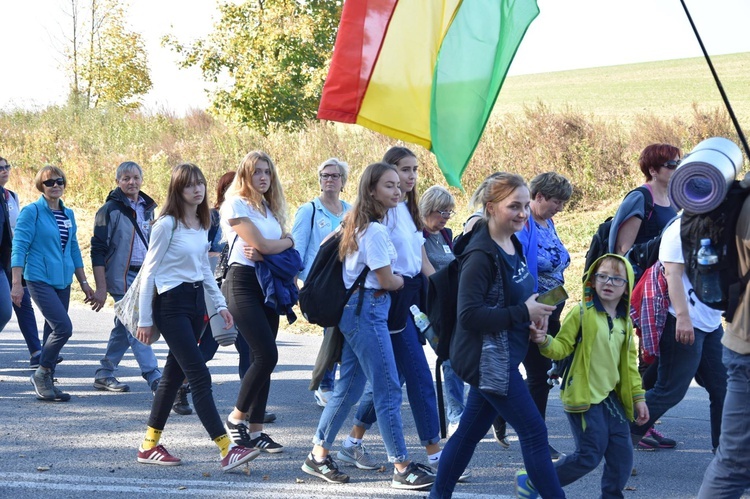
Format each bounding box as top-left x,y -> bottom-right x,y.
318,0 -> 540,187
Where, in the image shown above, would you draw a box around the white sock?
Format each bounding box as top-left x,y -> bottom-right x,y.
310,452 -> 326,464
344,436 -> 362,448
228,415 -> 244,425
250,431 -> 262,440
428,450 -> 442,463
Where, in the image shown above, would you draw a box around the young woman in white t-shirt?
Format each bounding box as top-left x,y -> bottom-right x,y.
342,146 -> 443,470
301,162 -> 435,490
134,163 -> 258,471
220,151 -> 293,454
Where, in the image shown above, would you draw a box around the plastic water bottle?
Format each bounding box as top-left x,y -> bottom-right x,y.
697,238 -> 721,303
410,305 -> 430,333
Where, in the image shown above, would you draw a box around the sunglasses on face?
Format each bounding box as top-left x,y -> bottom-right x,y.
662,160 -> 680,170
0,164 -> 11,171
42,178 -> 65,187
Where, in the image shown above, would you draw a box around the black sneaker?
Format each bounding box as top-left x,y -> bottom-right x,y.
30,368 -> 69,402
248,432 -> 284,453
391,462 -> 435,490
301,454 -> 349,484
225,419 -> 254,447
93,377 -> 130,392
172,384 -> 192,415
549,444 -> 564,461
263,411 -> 277,424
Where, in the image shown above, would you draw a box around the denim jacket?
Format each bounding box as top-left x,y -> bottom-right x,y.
11,196 -> 84,289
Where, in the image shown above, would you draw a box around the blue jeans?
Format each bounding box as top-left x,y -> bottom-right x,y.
631,315 -> 728,449
442,360 -> 465,425
698,347 -> 750,499
26,281 -> 71,370
0,271 -> 13,335
149,282 -> 225,439
430,379 -> 564,499
313,289 -> 408,463
556,393 -> 632,499
95,270 -> 161,385
354,318 -> 440,446
4,271 -> 40,355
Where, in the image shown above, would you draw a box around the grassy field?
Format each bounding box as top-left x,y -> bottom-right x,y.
2,53 -> 749,327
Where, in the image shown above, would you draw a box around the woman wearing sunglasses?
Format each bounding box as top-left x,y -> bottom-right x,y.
11,166 -> 96,401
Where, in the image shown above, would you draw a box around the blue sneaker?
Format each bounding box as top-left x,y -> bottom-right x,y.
515,470 -> 539,499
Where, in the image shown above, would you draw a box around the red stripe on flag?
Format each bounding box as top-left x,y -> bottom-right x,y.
317,0 -> 399,123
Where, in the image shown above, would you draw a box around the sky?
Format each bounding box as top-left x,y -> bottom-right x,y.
1,0 -> 749,115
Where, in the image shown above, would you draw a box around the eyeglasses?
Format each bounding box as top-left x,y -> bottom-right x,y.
42,178 -> 65,187
662,160 -> 680,170
594,273 -> 627,287
320,173 -> 342,180
0,164 -> 11,171
437,210 -> 455,219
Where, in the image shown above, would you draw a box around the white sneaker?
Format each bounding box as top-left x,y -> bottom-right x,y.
314,387 -> 332,407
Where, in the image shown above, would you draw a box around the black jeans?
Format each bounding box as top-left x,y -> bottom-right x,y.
149,282 -> 225,439
199,320 -> 251,378
225,265 -> 279,424
493,301 -> 564,434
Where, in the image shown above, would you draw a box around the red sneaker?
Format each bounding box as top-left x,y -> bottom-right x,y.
137,445 -> 182,466
221,445 -> 260,471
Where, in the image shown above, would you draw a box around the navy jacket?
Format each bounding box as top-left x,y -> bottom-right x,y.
255,248 -> 304,323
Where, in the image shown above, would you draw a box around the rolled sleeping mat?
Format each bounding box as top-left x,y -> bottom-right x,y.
668,137 -> 744,214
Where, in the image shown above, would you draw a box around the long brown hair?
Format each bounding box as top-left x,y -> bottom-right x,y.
226,151 -> 288,231
159,163 -> 210,229
382,146 -> 423,231
339,162 -> 398,260
214,171 -> 236,209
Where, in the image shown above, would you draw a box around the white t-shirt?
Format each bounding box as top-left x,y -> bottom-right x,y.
659,218 -> 723,331
384,202 -> 424,277
220,196 -> 282,267
138,216 -> 227,327
343,222 -> 397,290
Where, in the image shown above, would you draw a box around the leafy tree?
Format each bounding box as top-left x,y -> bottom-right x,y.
63,0 -> 152,108
165,0 -> 342,133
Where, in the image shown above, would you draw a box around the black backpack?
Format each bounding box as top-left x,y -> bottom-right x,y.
680,181 -> 750,322
583,186 -> 656,279
298,232 -> 368,327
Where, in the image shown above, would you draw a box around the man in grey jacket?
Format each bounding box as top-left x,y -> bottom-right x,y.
90,161 -> 161,393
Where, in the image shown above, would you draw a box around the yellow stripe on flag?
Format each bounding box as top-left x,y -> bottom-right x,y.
356,0 -> 462,149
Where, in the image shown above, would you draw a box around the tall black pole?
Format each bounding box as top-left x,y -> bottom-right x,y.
680,0 -> 750,160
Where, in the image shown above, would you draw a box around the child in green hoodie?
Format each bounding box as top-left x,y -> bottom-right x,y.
516,254 -> 649,499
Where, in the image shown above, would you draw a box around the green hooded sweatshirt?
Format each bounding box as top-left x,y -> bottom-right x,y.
538,253 -> 645,421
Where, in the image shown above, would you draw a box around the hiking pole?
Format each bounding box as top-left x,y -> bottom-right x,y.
679,0 -> 750,160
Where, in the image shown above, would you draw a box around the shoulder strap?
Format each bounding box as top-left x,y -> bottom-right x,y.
635,185 -> 655,220
309,201 -> 316,232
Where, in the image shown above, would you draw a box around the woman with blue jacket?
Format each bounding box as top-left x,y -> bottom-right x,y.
291,158 -> 351,407
11,166 -> 95,402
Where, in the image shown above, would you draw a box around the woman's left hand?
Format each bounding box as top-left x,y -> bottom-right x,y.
136,326 -> 157,345
219,309 -> 234,329
243,246 -> 264,262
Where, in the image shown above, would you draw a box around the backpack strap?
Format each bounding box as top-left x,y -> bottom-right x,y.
309,201 -> 316,232
635,185 -> 655,221
352,266 -> 370,316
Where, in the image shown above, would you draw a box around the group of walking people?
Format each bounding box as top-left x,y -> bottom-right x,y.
1,140 -> 745,497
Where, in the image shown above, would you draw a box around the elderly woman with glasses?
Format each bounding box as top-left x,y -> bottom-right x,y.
292,158 -> 351,408
11,166 -> 95,402
419,185 -> 465,436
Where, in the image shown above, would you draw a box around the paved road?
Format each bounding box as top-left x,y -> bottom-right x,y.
0,304 -> 746,499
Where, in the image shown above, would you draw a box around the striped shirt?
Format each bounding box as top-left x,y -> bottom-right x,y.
52,209 -> 70,250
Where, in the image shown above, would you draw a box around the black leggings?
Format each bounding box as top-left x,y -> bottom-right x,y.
225,265 -> 279,424
149,282 -> 225,439
493,301 -> 565,434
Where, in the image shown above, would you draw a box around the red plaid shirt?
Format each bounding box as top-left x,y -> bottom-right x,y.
631,261 -> 669,358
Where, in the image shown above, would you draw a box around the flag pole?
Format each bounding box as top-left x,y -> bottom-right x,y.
679,0 -> 750,160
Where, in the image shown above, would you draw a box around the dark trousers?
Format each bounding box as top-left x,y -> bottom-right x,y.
26,281 -> 71,370
225,265 -> 279,424
199,322 -> 251,379
148,282 -> 225,439
493,301 -> 564,434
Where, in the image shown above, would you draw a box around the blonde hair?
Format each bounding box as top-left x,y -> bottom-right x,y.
419,185 -> 455,217
227,151 -> 288,231
34,165 -> 67,192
